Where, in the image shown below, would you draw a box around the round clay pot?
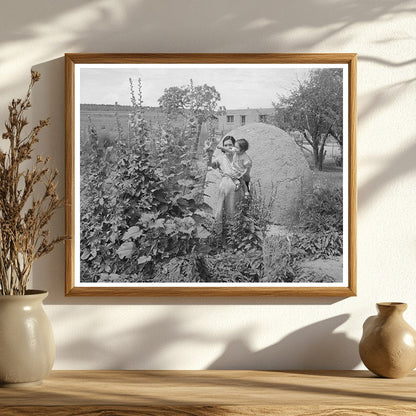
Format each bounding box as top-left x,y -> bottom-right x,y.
0,290 -> 55,387
359,302 -> 416,378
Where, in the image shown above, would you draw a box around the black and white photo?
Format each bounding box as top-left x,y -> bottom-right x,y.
65,54 -> 356,296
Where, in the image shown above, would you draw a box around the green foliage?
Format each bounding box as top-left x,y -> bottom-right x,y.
334,155 -> 343,167
225,182 -> 276,254
260,185 -> 343,283
293,186 -> 343,259
80,128 -> 214,281
152,249 -> 263,284
291,230 -> 342,259
293,270 -> 335,283
275,68 -> 343,170
205,250 -> 264,283
298,186 -> 343,234
154,252 -> 211,283
80,126 -> 275,282
213,182 -> 278,280
114,102 -> 124,141
158,80 -> 221,125
158,80 -> 221,157
79,141 -> 120,281
157,86 -> 190,118
262,234 -> 302,283
80,80 -> 214,281
188,81 -> 221,124
129,77 -> 148,141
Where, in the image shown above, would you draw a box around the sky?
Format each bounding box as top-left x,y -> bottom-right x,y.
78,64 -> 320,109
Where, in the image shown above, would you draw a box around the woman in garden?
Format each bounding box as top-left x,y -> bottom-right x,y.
207,135 -> 252,230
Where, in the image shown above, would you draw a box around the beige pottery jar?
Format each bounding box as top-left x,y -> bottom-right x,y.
359,302 -> 416,378
0,290 -> 55,387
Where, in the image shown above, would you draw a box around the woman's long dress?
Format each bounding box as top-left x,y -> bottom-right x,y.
212,153 -> 243,229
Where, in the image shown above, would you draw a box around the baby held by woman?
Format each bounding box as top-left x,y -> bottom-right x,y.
217,138 -> 252,196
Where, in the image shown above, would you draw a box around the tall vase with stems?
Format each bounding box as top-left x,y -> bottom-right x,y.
0,71 -> 64,386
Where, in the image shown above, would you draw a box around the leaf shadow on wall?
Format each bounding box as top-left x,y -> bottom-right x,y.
52,309 -> 359,370
358,139 -> 416,210
60,0 -> 413,53
53,310 -> 218,369
207,314 -> 360,370
356,52 -> 416,210
0,0 -> 414,97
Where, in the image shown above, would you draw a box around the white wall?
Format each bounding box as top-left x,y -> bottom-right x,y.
1,0 -> 415,370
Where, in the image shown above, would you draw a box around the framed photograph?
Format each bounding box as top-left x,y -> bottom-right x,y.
65,53 -> 356,296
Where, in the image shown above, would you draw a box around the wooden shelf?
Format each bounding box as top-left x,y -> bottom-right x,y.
1,370 -> 415,415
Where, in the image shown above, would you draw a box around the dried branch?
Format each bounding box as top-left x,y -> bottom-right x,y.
0,71 -> 65,295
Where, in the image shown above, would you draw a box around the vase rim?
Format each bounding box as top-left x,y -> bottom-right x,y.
0,290 -> 48,300
377,302 -> 407,311
24,290 -> 48,296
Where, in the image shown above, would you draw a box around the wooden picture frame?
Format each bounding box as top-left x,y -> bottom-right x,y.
65,53 -> 356,296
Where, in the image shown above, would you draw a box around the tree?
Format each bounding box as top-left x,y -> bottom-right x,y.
157,86 -> 190,118
275,69 -> 343,170
158,80 -> 221,153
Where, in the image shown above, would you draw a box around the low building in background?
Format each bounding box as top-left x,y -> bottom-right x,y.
217,108 -> 277,135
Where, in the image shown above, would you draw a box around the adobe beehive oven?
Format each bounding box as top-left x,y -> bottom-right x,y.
204,123 -> 312,225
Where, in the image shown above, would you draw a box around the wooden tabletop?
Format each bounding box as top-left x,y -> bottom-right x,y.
1,370 -> 415,415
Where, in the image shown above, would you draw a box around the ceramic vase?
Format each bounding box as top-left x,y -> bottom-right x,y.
359,302 -> 416,378
0,290 -> 55,387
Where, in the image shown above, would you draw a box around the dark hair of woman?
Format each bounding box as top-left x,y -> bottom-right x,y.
222,135 -> 235,146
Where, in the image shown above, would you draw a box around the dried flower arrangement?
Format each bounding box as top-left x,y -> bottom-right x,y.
0,71 -> 65,295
